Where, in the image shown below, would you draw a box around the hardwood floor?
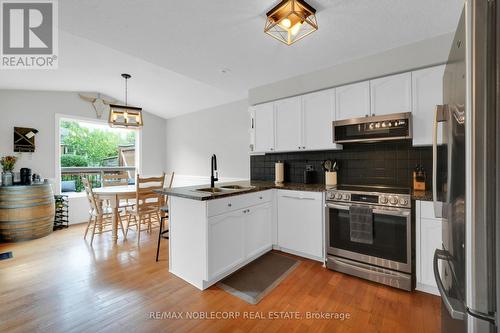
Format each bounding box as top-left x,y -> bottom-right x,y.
0,224 -> 441,333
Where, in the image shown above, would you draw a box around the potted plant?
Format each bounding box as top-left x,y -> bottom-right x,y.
1,155 -> 17,186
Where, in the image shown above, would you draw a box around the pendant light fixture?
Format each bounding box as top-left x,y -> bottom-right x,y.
264,0 -> 318,46
108,73 -> 144,128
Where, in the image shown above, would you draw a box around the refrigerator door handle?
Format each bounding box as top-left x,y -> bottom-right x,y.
432,105 -> 446,218
433,249 -> 466,320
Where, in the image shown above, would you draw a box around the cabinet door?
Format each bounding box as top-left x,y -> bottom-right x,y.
277,191 -> 323,259
419,217 -> 443,289
244,203 -> 272,258
254,102 -> 275,153
275,96 -> 302,152
207,211 -> 245,279
302,89 -> 338,151
335,81 -> 371,120
412,65 -> 445,146
370,72 -> 412,116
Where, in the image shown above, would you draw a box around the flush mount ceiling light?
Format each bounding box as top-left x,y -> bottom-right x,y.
109,74 -> 144,128
264,0 -> 318,46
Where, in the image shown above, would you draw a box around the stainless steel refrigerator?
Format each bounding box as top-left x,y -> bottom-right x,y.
433,0 -> 499,332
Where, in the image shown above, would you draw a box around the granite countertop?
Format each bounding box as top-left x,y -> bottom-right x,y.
411,190 -> 433,202
158,180 -> 331,201
158,179 -> 434,202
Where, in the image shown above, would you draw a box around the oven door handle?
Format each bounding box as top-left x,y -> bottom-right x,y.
326,203 -> 410,217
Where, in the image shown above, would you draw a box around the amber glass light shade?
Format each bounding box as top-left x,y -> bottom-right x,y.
108,104 -> 143,128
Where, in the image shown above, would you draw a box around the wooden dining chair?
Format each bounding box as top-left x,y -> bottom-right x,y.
102,172 -> 135,209
82,177 -> 126,246
156,172 -> 175,261
126,173 -> 165,245
102,173 -> 129,187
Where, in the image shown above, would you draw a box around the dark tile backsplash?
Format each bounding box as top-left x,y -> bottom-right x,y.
250,141 -> 434,188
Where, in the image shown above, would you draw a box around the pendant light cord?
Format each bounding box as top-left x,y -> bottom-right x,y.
125,77 -> 128,106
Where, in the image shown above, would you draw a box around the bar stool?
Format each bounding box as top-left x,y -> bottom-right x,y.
156,172 -> 174,261
156,205 -> 169,262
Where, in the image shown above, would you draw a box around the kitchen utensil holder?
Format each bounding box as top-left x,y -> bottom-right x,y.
325,171 -> 337,186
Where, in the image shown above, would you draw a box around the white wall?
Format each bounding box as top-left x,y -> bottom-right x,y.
248,33 -> 454,105
165,99 -> 250,186
0,89 -> 167,224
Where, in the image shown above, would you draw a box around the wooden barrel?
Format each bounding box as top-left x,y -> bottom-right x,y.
0,184 -> 55,242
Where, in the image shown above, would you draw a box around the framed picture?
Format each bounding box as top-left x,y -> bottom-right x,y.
14,127 -> 38,152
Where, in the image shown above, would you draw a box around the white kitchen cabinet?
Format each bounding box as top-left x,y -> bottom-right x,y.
370,72 -> 412,116
244,203 -> 272,258
253,102 -> 275,153
277,190 -> 324,261
275,96 -> 302,152
416,200 -> 443,295
335,81 -> 371,120
207,210 -> 245,279
302,89 -> 339,151
412,65 -> 445,146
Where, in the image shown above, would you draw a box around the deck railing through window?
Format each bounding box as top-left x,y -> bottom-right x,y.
61,167 -> 136,192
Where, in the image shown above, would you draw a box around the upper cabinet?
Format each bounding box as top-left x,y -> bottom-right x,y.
411,65 -> 445,146
253,102 -> 275,153
275,96 -> 302,152
302,89 -> 338,151
370,72 -> 412,116
250,65 -> 445,153
335,81 -> 371,120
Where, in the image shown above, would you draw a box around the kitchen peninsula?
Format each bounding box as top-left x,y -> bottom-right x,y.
161,180 -> 326,290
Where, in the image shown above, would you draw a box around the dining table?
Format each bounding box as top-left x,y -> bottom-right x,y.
93,185 -> 136,243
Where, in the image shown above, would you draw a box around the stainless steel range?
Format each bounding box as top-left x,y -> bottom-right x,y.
325,185 -> 413,291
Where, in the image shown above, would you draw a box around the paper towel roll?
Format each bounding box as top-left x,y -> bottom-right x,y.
275,162 -> 284,184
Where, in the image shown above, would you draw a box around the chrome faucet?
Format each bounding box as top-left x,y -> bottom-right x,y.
210,154 -> 218,188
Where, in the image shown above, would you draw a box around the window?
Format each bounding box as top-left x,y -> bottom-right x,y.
59,118 -> 138,193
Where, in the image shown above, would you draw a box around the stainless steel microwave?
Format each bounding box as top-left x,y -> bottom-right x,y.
332,112 -> 412,144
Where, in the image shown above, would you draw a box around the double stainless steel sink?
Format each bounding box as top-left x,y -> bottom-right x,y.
194,185 -> 255,195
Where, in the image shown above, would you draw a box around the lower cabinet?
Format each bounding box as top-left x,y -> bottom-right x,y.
244,203 -> 272,258
207,210 -> 246,279
416,200 -> 443,295
277,190 -> 324,260
207,202 -> 272,280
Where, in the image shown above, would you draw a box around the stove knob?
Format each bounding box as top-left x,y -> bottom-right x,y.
342,193 -> 350,200
389,197 -> 399,205
399,198 -> 408,206
335,193 -> 343,200
380,196 -> 388,204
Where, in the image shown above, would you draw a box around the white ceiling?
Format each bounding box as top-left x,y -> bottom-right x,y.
0,0 -> 464,119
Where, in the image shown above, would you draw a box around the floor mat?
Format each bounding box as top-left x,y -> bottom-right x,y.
217,252 -> 300,304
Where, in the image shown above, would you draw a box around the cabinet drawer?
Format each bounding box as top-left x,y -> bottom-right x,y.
207,190 -> 272,217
